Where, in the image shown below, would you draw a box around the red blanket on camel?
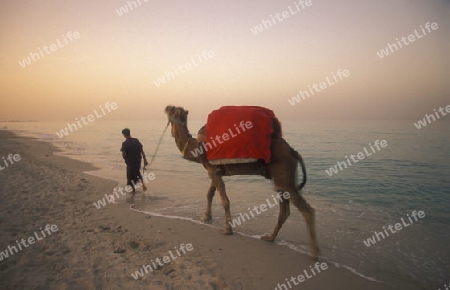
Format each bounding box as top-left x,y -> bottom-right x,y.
205,106 -> 281,163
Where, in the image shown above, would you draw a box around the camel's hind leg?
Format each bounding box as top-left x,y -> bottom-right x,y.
261,192 -> 290,242
290,192 -> 320,260
201,182 -> 216,222
208,170 -> 233,235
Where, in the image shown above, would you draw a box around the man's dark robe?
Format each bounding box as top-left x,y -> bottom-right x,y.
120,138 -> 144,188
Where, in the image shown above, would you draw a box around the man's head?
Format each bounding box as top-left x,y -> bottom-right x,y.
122,128 -> 131,138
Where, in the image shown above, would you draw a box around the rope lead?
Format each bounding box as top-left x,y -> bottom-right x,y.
143,121 -> 170,172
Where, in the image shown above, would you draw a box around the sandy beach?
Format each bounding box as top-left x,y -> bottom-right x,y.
0,130 -> 422,290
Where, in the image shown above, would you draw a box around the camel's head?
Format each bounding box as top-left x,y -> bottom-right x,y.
164,105 -> 189,136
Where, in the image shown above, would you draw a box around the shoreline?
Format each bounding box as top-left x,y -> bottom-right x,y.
0,129 -> 422,289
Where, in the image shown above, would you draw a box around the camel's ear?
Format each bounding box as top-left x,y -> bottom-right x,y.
186,110 -> 189,115
165,105 -> 175,114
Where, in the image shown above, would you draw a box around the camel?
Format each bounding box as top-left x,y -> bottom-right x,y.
164,105 -> 320,260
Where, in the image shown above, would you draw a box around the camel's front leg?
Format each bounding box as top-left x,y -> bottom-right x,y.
209,171 -> 232,235
262,192 -> 290,242
201,182 -> 216,222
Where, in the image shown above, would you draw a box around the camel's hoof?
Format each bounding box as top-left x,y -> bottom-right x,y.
220,228 -> 233,235
311,247 -> 320,261
261,235 -> 275,242
201,214 -> 212,222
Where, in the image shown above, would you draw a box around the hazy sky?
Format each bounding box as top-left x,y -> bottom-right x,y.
0,0 -> 449,121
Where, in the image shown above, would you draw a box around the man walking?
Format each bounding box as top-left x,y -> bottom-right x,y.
120,128 -> 148,201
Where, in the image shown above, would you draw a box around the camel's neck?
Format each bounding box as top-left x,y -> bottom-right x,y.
172,123 -> 202,163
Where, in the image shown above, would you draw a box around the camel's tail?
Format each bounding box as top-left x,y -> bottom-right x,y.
291,148 -> 307,191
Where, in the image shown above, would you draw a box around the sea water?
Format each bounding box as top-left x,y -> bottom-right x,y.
3,119 -> 449,289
